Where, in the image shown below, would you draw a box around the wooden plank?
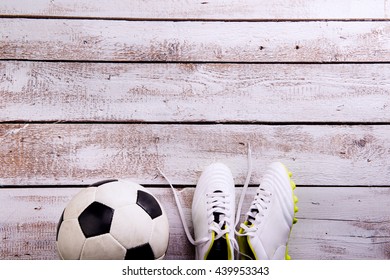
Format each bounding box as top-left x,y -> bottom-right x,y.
1,61 -> 389,123
1,187 -> 390,259
2,19 -> 390,62
0,0 -> 389,20
281,186 -> 390,259
1,124 -> 390,186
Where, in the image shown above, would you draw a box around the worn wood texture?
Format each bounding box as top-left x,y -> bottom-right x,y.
1,61 -> 389,123
1,187 -> 390,260
1,0 -> 390,261
1,0 -> 389,20
1,124 -> 389,186
2,19 -> 390,62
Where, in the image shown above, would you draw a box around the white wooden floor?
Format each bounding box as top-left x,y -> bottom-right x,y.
1,0 -> 390,260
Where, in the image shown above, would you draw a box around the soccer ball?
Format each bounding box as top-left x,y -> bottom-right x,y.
56,179 -> 169,260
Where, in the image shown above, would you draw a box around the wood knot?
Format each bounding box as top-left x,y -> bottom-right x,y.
354,139 -> 367,148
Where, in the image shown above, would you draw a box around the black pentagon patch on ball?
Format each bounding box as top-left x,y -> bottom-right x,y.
78,201 -> 114,238
125,243 -> 155,260
89,179 -> 118,187
56,209 -> 65,241
136,190 -> 162,219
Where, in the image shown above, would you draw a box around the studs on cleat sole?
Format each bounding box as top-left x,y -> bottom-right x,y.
290,180 -> 296,190
284,166 -> 297,260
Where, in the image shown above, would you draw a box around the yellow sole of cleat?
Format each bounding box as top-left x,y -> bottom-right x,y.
290,180 -> 296,190
282,164 -> 298,260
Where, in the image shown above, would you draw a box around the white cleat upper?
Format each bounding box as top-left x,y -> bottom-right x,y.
238,162 -> 297,260
192,162 -> 236,260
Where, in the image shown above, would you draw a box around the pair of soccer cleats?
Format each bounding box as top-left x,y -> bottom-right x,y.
162,160 -> 298,260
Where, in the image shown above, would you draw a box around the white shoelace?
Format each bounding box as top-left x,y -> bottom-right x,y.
234,144 -> 253,229
237,187 -> 272,236
235,144 -> 274,240
157,167 -> 206,246
158,167 -> 239,249
158,143 -> 253,256
206,191 -> 232,240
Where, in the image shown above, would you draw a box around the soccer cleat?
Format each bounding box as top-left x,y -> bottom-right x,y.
192,162 -> 237,260
237,162 -> 298,260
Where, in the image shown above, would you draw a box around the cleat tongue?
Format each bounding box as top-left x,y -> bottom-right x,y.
207,190 -> 229,260
212,190 -> 223,224
246,209 -> 258,226
213,212 -> 222,223
207,235 -> 228,260
244,187 -> 271,227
